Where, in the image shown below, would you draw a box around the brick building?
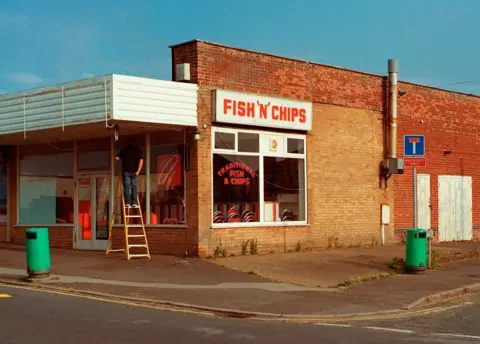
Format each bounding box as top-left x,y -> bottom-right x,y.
0,39 -> 478,257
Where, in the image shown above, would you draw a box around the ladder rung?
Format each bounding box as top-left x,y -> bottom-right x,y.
126,224 -> 144,228
128,234 -> 145,238
125,215 -> 142,218
129,254 -> 150,258
107,249 -> 125,252
128,244 -> 147,248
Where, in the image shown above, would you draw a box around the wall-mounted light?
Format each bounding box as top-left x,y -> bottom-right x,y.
398,90 -> 407,97
443,150 -> 452,156
194,131 -> 201,141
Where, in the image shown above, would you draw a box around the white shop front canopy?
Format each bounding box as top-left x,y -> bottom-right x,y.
0,74 -> 198,144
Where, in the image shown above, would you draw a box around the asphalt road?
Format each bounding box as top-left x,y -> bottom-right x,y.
1,285 -> 479,344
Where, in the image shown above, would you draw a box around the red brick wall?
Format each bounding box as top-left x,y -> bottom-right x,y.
109,227 -> 191,256
394,83 -> 480,237
11,226 -> 73,249
172,41 -> 394,257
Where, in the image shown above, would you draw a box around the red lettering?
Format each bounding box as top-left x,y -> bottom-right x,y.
247,102 -> 255,117
271,105 -> 279,120
224,178 -> 229,185
257,101 -> 270,119
299,109 -> 306,123
280,106 -> 289,121
223,99 -> 232,115
229,170 -> 245,178
237,101 -> 246,116
291,108 -> 299,122
245,178 -> 250,186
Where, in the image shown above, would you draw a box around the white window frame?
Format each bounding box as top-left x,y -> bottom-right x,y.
211,126 -> 308,228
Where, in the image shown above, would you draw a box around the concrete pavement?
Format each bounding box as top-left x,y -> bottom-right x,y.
2,285 -> 479,344
0,243 -> 479,319
1,259 -> 479,319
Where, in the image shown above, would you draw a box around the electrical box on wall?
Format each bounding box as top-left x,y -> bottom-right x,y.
381,204 -> 390,224
382,158 -> 404,175
175,63 -> 191,82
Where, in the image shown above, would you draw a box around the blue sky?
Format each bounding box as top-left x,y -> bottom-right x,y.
0,0 -> 479,95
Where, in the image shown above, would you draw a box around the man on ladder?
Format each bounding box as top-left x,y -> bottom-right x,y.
107,138 -> 150,260
115,139 -> 143,208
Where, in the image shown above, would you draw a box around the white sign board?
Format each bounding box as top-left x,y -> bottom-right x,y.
212,89 -> 312,131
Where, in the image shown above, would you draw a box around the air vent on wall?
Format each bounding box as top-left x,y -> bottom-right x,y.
175,63 -> 191,81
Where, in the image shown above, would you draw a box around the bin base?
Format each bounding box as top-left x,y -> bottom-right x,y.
27,267 -> 51,279
405,265 -> 426,275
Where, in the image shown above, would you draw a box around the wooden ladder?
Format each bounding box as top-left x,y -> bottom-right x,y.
106,173 -> 151,260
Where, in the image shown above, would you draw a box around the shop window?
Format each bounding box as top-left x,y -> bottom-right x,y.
77,137 -> 111,171
214,132 -> 235,150
263,157 -> 306,222
212,128 -> 307,225
0,160 -> 6,223
149,132 -> 186,225
113,134 -> 147,225
213,154 -> 260,223
287,138 -> 305,154
238,132 -> 259,153
19,142 -> 74,225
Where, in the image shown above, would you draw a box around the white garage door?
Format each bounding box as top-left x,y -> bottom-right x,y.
438,175 -> 473,242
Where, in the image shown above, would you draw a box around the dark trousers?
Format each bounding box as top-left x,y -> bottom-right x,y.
122,172 -> 138,206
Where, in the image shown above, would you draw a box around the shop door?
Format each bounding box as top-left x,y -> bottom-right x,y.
416,173 -> 431,231
438,175 -> 473,242
75,174 -> 111,250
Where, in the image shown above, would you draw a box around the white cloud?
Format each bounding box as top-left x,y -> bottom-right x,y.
81,72 -> 96,79
7,72 -> 44,87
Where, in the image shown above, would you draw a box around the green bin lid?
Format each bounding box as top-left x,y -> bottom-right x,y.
26,227 -> 49,233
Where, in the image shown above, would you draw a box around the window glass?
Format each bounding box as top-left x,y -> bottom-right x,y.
19,142 -> 74,225
214,132 -> 235,150
263,157 -> 306,222
149,132 -> 185,225
0,159 -> 7,223
213,154 -> 259,223
113,134 -> 147,225
77,137 -> 111,171
287,138 -> 305,154
238,132 -> 259,153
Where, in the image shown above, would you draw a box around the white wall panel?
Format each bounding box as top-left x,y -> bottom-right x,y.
112,75 -> 198,127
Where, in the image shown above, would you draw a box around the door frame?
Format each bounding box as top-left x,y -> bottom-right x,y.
74,171 -> 111,250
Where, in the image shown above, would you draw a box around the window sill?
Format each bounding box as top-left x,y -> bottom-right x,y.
14,224 -> 74,227
211,221 -> 309,229
112,224 -> 187,229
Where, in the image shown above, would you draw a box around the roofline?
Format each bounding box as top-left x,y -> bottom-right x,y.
169,39 -> 479,100
169,39 -> 385,79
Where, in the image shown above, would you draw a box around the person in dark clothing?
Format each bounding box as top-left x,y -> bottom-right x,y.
116,141 -> 144,208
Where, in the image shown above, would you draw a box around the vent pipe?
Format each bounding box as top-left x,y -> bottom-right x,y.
388,59 -> 398,158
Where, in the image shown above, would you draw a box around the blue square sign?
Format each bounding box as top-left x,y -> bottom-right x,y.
404,135 -> 425,157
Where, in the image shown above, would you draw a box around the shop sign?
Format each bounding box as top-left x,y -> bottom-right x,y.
212,89 -> 312,131
216,161 -> 255,186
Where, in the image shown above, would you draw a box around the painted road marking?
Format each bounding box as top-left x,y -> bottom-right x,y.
315,323 -> 480,340
0,294 -> 12,298
315,323 -> 351,328
433,333 -> 480,340
364,326 -> 414,334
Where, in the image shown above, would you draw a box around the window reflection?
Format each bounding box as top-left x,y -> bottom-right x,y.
19,142 -> 74,225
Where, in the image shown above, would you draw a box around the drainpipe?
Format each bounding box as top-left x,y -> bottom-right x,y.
388,59 -> 398,158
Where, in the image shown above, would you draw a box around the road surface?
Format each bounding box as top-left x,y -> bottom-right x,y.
1,285 -> 479,343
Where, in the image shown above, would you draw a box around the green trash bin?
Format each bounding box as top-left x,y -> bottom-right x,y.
25,228 -> 51,278
405,228 -> 427,274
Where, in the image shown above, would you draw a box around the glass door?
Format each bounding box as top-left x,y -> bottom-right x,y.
75,174 -> 111,250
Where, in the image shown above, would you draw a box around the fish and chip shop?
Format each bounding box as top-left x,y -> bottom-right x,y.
0,39 -> 476,257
